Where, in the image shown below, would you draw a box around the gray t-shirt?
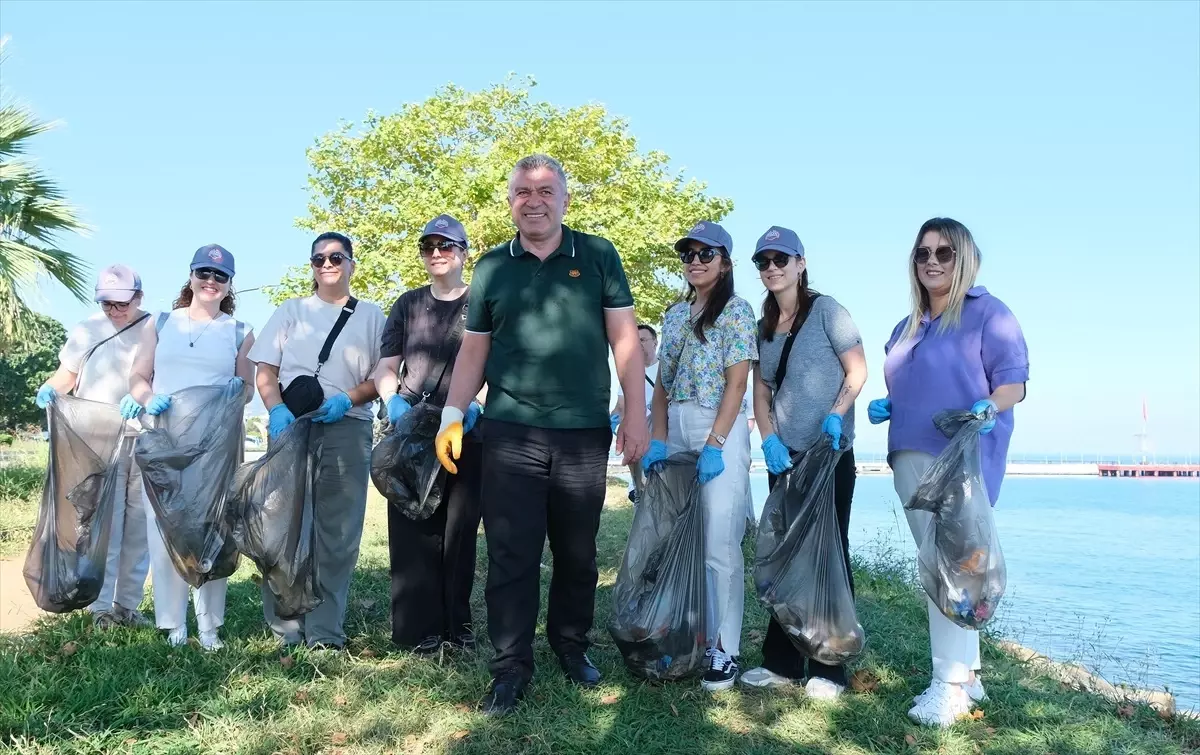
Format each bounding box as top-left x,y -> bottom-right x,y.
757,295 -> 862,451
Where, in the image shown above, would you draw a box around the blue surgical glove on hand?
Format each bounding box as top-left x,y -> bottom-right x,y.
387,395 -> 411,425
465,401 -> 483,433
641,439 -> 668,473
971,399 -> 998,435
697,444 -> 725,485
867,398 -> 891,425
609,413 -> 621,434
145,394 -> 171,416
268,403 -> 296,440
313,392 -> 353,424
35,384 -> 57,409
225,376 -> 245,398
762,434 -> 793,475
822,413 -> 844,451
118,394 -> 143,420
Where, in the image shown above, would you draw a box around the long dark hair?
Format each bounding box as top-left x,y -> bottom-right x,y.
684,253 -> 735,344
759,267 -> 819,342
173,281 -> 236,315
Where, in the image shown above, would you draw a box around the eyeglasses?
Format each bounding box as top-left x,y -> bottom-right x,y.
419,240 -> 463,256
679,247 -> 723,265
752,253 -> 792,271
914,246 -> 956,266
100,300 -> 134,312
193,268 -> 230,284
310,252 -> 352,267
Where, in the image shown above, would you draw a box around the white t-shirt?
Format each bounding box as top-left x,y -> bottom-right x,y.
617,361 -> 658,418
248,295 -> 385,422
152,310 -> 251,395
59,312 -> 146,405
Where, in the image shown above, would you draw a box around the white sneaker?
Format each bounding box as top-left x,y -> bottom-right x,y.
739,666 -> 795,689
907,680 -> 972,727
913,676 -> 987,704
198,629 -> 225,651
167,627 -> 188,647
804,677 -> 845,700
700,648 -> 739,692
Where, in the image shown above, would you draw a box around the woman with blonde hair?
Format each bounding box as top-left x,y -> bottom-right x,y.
867,218 -> 1029,727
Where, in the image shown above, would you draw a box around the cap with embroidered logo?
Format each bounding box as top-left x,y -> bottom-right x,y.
754,226 -> 804,257
674,220 -> 733,256
419,214 -> 468,247
190,244 -> 236,278
94,264 -> 142,303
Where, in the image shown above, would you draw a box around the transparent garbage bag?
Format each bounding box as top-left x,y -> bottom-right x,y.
370,402 -> 445,521
904,409 -> 1007,629
23,396 -> 127,612
754,439 -> 865,666
609,451 -> 714,680
228,415 -> 323,620
134,383 -> 244,588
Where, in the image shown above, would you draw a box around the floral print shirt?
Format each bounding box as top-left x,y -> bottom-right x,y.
658,295 -> 758,413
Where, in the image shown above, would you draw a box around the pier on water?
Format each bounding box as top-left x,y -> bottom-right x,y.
1097,463 -> 1200,478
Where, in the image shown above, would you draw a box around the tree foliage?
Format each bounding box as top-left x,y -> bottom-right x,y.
283,76 -> 733,322
0,310 -> 65,432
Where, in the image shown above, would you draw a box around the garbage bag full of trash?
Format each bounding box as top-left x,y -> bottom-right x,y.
370,402 -> 445,521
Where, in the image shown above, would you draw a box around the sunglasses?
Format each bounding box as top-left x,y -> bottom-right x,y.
311,252 -> 352,267
100,300 -> 134,312
193,268 -> 230,284
679,247 -> 723,265
914,246 -> 956,266
752,253 -> 792,271
418,240 -> 464,256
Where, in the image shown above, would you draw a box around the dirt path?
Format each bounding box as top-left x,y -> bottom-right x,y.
0,557 -> 46,634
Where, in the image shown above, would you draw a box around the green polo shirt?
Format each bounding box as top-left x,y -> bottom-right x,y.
466,225 -> 635,429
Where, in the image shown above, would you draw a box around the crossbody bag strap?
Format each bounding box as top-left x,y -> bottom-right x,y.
313,297 -> 358,377
419,299 -> 469,403
74,312 -> 151,391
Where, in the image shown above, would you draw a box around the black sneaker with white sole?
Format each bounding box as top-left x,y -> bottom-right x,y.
700,648 -> 739,692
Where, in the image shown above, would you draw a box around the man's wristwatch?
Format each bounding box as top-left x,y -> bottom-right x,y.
709,432 -> 727,447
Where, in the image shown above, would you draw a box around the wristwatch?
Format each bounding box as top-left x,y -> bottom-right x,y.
709,432 -> 727,447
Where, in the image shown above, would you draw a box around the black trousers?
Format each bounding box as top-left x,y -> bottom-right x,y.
479,419 -> 611,681
388,433 -> 483,648
762,448 -> 857,685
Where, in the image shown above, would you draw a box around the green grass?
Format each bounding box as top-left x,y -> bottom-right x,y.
1,480 -> 1197,755
0,440 -> 46,559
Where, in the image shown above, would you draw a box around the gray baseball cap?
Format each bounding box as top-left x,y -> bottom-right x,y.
754,226 -> 805,257
190,244 -> 236,278
419,214 -> 468,247
94,264 -> 142,302
674,220 -> 733,256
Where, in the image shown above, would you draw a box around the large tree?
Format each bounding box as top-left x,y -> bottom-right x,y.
282,76 -> 732,321
0,310 -> 65,432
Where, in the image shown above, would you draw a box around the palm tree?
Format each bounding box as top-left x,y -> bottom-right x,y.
0,38 -> 90,345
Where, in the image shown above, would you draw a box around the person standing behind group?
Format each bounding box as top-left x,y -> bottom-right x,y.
868,217 -> 1028,727
640,220 -> 755,693
374,214 -> 484,654
610,323 -> 658,504
128,245 -> 256,649
34,264 -> 153,629
248,232 -> 384,650
738,226 -> 868,699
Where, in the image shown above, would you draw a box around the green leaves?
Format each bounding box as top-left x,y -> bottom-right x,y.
291,75 -> 732,322
0,310 -> 65,432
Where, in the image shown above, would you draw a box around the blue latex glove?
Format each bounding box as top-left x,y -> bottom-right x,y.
464,401 -> 483,433
822,413 -> 844,451
971,399 -> 998,435
145,394 -> 171,416
312,392 -> 353,424
268,403 -> 295,440
118,394 -> 143,420
867,398 -> 891,425
387,395 -> 411,425
697,444 -> 725,485
609,413 -> 621,434
641,439 -> 668,473
35,384 -> 57,409
225,376 -> 245,398
761,434 -> 793,475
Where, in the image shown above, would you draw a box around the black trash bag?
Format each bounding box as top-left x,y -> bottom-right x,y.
754,439 -> 865,666
134,383 -> 244,588
23,396 -> 127,612
227,416 -> 323,620
370,402 -> 445,521
609,451 -> 714,680
904,410 -> 1006,629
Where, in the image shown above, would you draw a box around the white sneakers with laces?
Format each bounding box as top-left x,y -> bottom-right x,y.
199,629 -> 225,651
700,647 -> 739,692
913,675 -> 987,704
804,677 -> 845,700
738,666 -> 794,689
907,680 -> 973,727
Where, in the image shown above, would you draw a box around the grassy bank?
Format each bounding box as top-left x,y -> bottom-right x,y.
0,441 -> 45,559
1,479 -> 1197,755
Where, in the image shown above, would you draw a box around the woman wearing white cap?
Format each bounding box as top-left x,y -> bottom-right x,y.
128,245 -> 256,649
34,264 -> 153,628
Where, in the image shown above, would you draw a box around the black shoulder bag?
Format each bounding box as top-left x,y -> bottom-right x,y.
417,300 -> 469,407
280,297 -> 358,416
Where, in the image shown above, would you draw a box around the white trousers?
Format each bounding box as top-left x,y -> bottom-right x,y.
88,437 -> 150,613
666,402 -> 752,657
892,450 -> 982,684
143,487 -> 227,633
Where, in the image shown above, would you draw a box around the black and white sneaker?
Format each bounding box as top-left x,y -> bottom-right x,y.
700,647 -> 739,692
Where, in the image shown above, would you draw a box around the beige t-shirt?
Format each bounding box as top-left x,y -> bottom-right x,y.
59,311 -> 147,405
248,295 -> 385,421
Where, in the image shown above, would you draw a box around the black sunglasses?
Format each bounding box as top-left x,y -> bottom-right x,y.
100,300 -> 134,311
418,240 -> 464,256
752,253 -> 792,271
311,252 -> 352,267
193,268 -> 230,284
914,246 -> 956,266
679,247 -> 723,265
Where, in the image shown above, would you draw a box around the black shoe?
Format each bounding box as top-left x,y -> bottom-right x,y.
448,630 -> 476,651
700,648 -> 739,692
627,490 -> 640,505
412,636 -> 443,655
559,652 -> 602,687
481,673 -> 526,717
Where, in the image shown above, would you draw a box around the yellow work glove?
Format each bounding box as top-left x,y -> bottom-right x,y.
435,406 -> 465,474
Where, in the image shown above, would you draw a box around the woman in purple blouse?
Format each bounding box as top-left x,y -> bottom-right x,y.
867,217 -> 1029,728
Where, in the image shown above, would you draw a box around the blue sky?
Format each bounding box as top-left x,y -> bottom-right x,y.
3,0 -> 1198,457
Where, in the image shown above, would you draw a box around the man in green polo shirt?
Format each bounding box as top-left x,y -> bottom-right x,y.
435,153 -> 648,716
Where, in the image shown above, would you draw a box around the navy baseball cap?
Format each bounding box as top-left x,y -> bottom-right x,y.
419,214 -> 468,247
190,244 -> 236,278
94,264 -> 142,302
674,220 -> 733,256
754,226 -> 805,257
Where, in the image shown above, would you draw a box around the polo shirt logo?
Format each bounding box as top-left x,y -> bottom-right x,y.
568,269 -> 581,278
